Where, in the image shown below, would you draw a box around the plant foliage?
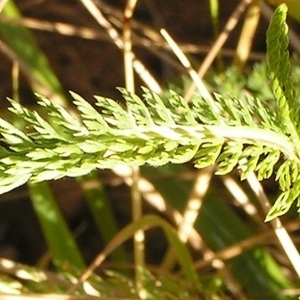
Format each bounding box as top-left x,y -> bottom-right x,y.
0,4 -> 298,221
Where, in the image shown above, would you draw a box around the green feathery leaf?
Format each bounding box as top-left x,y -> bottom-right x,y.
0,87 -> 297,223
264,4 -> 300,220
0,4 -> 298,222
266,4 -> 300,141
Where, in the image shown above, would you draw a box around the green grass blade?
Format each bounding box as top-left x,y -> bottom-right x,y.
28,181 -> 85,272
74,214 -> 200,290
77,172 -> 127,263
209,0 -> 219,39
0,0 -> 65,100
123,215 -> 200,287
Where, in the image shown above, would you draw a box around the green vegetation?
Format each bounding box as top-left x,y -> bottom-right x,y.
0,1 -> 299,299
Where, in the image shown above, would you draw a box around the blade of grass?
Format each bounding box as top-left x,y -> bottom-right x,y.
28,182 -> 85,272
78,173 -> 127,263
0,0 -> 65,103
123,0 -> 146,297
68,214 -> 201,295
208,0 -> 223,71
209,0 -> 219,39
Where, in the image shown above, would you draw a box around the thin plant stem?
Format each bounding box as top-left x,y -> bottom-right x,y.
123,0 -> 146,298
194,220 -> 300,270
246,172 -> 300,278
11,62 -> 19,103
160,29 -> 216,107
221,175 -> 265,226
79,0 -> 161,93
209,0 -> 220,41
112,165 -> 204,251
161,166 -> 215,270
233,0 -> 261,69
123,0 -> 137,92
184,0 -> 252,102
209,0 -> 223,71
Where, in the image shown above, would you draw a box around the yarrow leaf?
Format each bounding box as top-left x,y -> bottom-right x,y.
0,82 -> 298,222
0,5 -> 298,222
